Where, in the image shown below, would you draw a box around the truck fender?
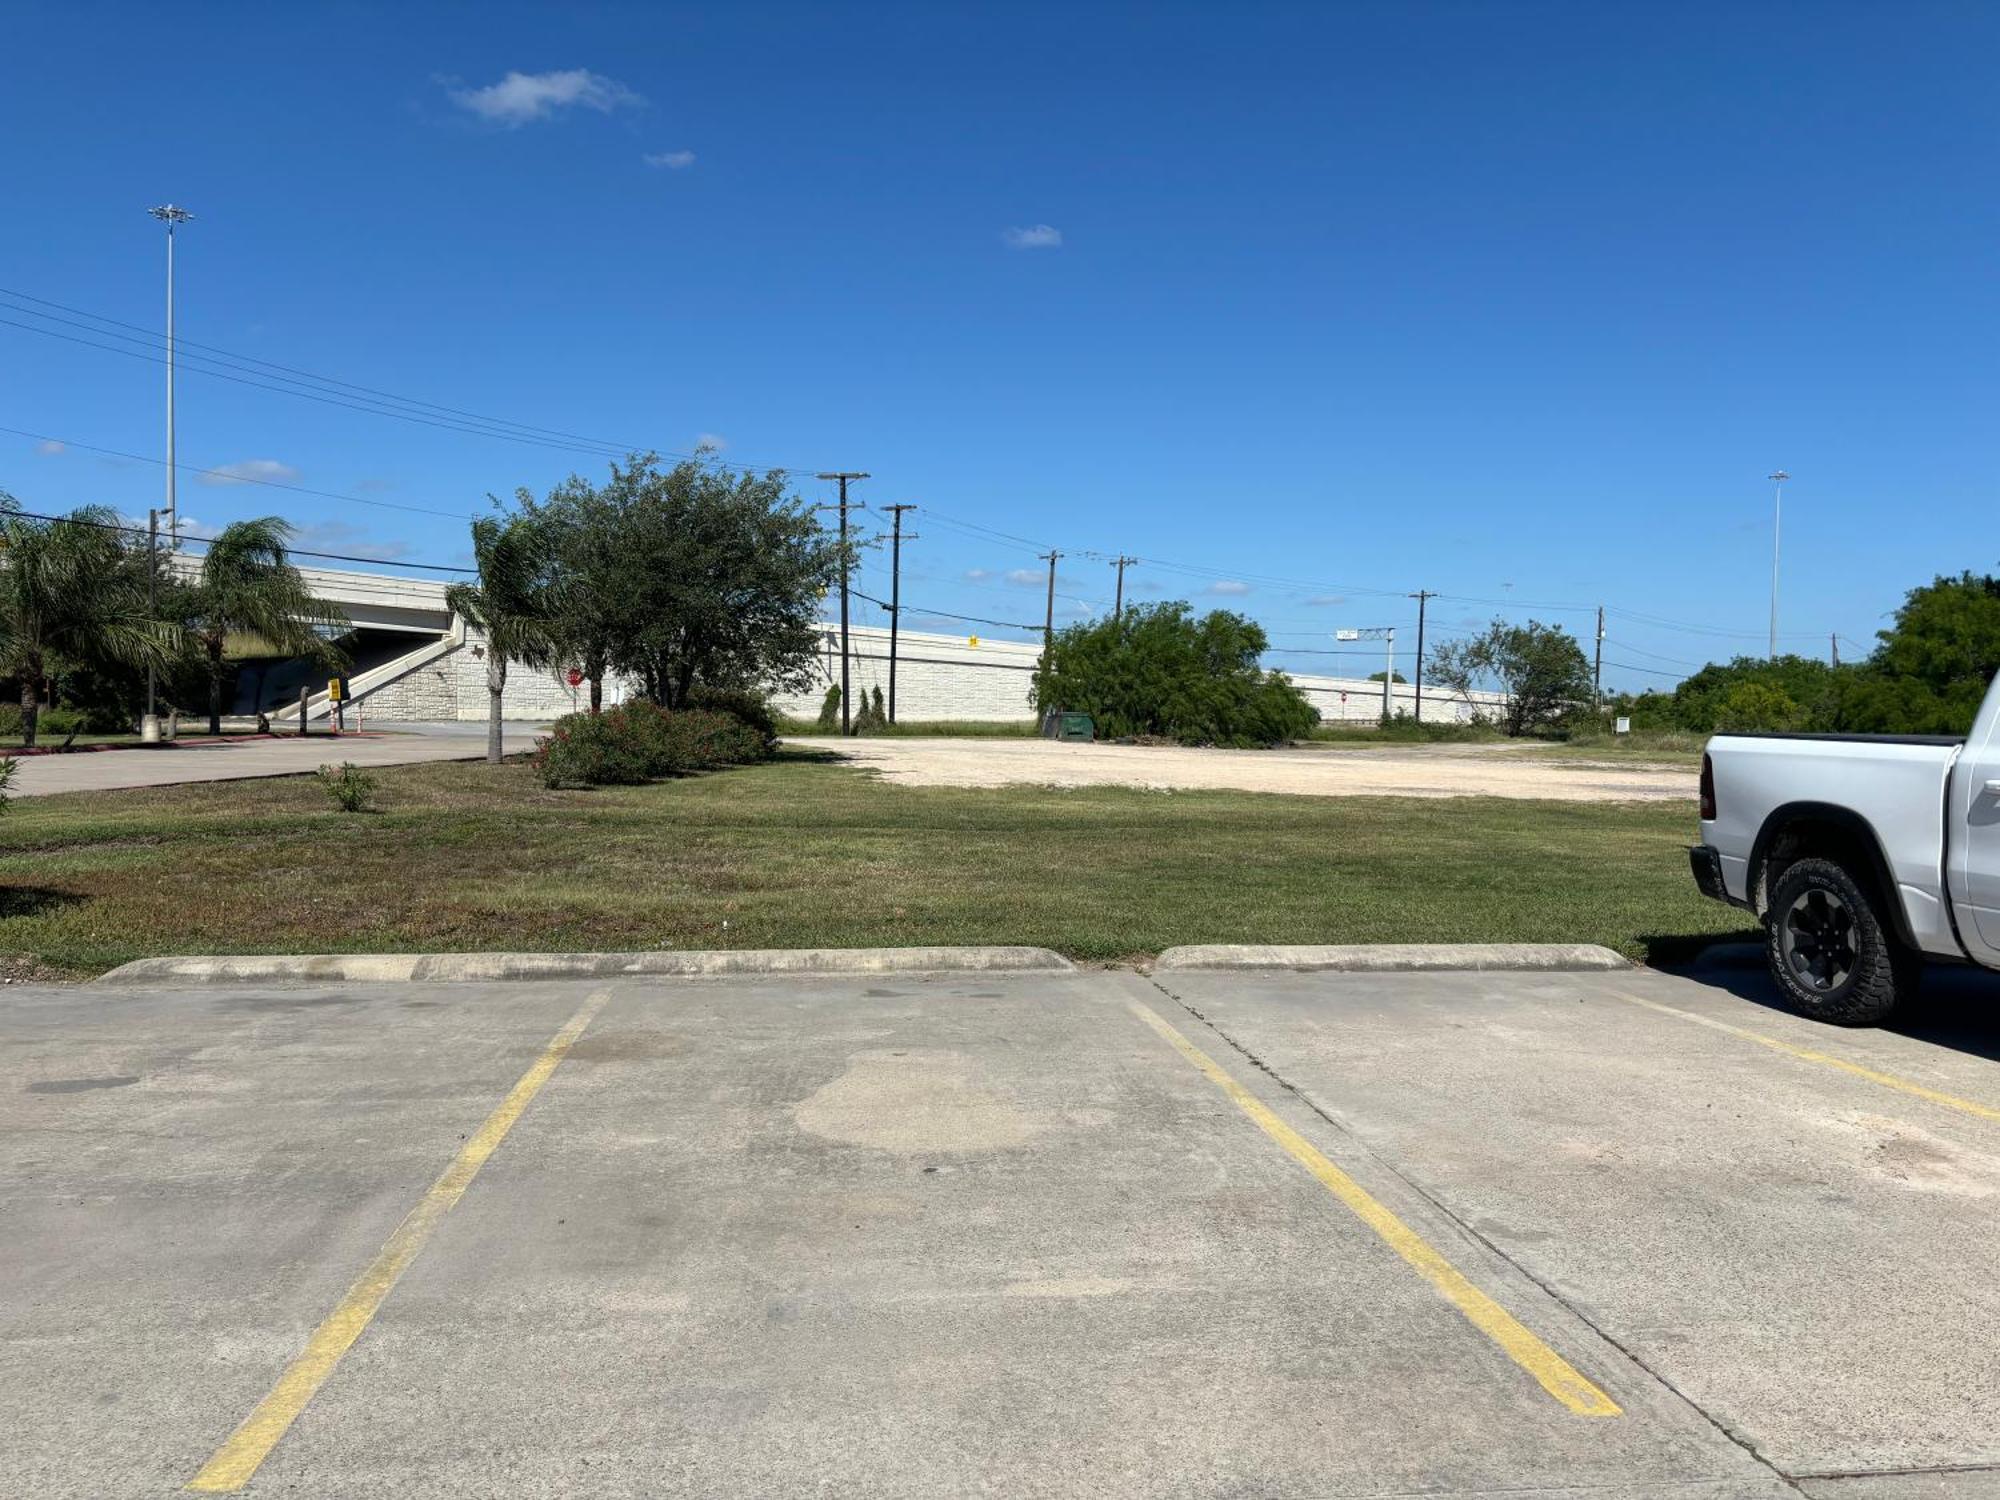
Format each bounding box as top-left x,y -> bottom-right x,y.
1747,802 -> 1919,951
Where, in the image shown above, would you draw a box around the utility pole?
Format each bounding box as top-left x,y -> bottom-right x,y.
882,504 -> 918,723
1593,604 -> 1605,706
1768,470 -> 1789,659
1039,550 -> 1061,649
1112,555 -> 1139,617
1831,632 -> 1840,668
1408,590 -> 1435,723
149,205 -> 192,552
815,472 -> 869,734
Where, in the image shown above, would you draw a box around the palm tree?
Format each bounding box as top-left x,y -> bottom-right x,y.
184,518 -> 348,735
445,514 -> 563,763
0,497 -> 178,747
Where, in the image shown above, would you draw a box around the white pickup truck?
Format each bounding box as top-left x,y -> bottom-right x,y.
1691,670 -> 2000,1024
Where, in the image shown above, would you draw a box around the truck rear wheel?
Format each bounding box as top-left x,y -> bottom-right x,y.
1765,857 -> 1918,1026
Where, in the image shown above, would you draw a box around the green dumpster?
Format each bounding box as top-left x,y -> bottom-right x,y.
1056,712 -> 1094,743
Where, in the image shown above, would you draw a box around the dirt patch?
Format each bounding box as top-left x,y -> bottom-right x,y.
816,737 -> 1697,803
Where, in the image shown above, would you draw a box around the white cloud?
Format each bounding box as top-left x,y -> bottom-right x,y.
1303,594 -> 1347,607
1206,579 -> 1251,596
644,149 -> 696,169
694,432 -> 728,452
1002,224 -> 1063,250
199,458 -> 300,487
449,69 -> 643,127
963,568 -> 992,582
292,521 -> 411,560
34,439 -> 64,456
1004,568 -> 1042,586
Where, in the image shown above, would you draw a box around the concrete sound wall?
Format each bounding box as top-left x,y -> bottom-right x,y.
768,625 -> 1502,725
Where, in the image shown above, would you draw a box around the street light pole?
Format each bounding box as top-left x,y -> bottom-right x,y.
1768,470 -> 1789,660
144,205 -> 192,742
149,205 -> 192,551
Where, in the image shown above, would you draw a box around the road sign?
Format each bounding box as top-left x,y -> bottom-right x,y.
326,677 -> 343,702
1335,629 -> 1361,641
566,667 -> 584,688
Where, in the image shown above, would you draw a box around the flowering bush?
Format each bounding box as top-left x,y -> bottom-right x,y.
531,702 -> 769,788
531,712 -> 653,788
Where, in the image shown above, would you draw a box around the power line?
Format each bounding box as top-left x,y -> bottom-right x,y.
0,287 -> 813,476
0,424 -> 471,520
0,285 -> 657,455
0,503 -> 471,573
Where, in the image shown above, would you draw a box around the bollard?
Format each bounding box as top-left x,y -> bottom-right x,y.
298,687 -> 309,737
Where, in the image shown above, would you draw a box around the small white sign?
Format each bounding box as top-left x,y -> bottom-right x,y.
1615,716 -> 1631,735
1335,629 -> 1361,641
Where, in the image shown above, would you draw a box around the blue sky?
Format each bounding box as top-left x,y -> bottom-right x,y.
2,1 -> 1995,690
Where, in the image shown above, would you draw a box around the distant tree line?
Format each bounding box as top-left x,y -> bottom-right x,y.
1607,572 -> 2000,737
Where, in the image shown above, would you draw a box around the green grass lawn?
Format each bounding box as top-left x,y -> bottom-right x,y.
0,750 -> 1749,978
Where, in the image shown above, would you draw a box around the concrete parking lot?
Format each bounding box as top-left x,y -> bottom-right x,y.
5,959 -> 1998,1497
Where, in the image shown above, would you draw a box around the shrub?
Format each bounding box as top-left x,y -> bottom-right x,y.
687,685 -> 780,750
532,703 -> 769,787
315,761 -> 377,813
643,704 -> 768,768
533,711 -> 654,788
35,707 -> 87,739
852,686 -> 886,735
814,683 -> 841,731
1033,602 -> 1319,748
0,755 -> 15,812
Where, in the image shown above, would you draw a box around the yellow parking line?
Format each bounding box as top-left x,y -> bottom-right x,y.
1618,992 -> 2000,1123
1126,998 -> 1622,1418
186,986 -> 616,1492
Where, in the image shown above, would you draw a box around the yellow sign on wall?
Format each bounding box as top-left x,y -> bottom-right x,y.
967,635 -> 979,649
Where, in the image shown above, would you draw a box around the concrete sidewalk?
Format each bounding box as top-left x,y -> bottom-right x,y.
5,727 -> 542,798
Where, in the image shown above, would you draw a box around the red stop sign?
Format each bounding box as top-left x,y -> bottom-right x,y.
565,668 -> 584,687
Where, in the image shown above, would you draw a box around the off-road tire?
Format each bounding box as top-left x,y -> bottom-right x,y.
1765,856 -> 1919,1026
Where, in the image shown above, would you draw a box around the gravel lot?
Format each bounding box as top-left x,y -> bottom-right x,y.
819,736 -> 1697,802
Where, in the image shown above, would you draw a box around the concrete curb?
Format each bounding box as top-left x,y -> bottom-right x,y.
1152,942 -> 1630,973
93,946 -> 1077,987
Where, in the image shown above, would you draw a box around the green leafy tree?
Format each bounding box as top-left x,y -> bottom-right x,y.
1033,602 -> 1318,747
0,497 -> 178,746
521,455 -> 846,709
1713,680 -> 1808,733
1430,618 -> 1593,736
1666,654 -> 1841,734
522,473 -> 625,711
1853,571 -> 2000,734
182,518 -> 348,736
445,513 -> 565,764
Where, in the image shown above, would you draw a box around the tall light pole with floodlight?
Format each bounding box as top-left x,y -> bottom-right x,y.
1768,469 -> 1789,659
145,204 -> 192,741
149,204 -> 192,546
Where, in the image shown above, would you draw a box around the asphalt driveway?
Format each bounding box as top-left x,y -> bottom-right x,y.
5,959 -> 1998,1496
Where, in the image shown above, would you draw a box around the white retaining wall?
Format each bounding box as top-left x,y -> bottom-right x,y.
344,619 -> 1503,725
767,625 -> 1503,725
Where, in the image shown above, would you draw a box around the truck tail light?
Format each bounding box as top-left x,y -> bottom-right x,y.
1699,753 -> 1716,821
